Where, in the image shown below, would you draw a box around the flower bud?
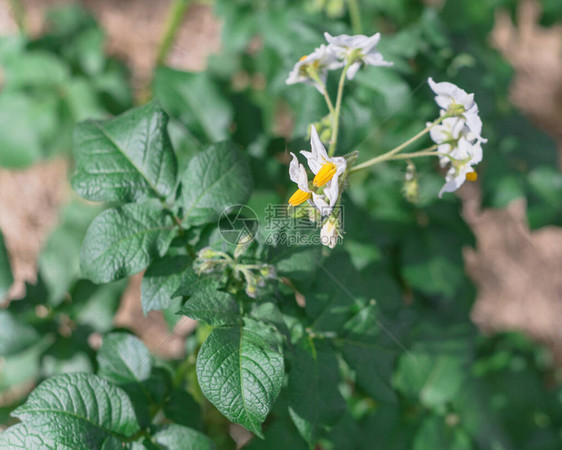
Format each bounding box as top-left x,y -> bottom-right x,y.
195,260 -> 216,274
198,247 -> 218,260
402,162 -> 419,203
321,215 -> 341,249
260,265 -> 277,279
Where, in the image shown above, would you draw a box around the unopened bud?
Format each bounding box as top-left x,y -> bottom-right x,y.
234,242 -> 249,260
198,247 -> 218,260
195,260 -> 216,274
402,162 -> 419,203
260,265 -> 277,279
321,215 -> 341,249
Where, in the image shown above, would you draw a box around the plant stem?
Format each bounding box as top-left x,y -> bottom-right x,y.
328,62 -> 351,156
156,0 -> 191,66
347,0 -> 362,34
349,116 -> 447,173
308,70 -> 335,116
322,89 -> 335,117
385,146 -> 440,161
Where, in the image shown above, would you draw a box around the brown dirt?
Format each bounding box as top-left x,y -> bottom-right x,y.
17,0 -> 221,81
114,272 -> 198,359
463,194 -> 562,361
491,0 -> 562,164
459,0 -> 562,359
0,159 -> 69,301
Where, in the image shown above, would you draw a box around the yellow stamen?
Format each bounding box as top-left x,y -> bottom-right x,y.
313,162 -> 337,187
299,55 -> 308,61
288,189 -> 312,206
466,172 -> 478,182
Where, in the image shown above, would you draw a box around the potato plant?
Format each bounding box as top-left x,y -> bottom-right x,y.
1,1 -> 562,449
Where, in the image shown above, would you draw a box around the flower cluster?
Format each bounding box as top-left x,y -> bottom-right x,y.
194,247 -> 276,298
285,32 -> 487,249
427,78 -> 487,197
286,32 -> 392,90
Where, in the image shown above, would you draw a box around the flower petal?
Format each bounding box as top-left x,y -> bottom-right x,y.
324,172 -> 341,207
360,33 -> 381,53
363,52 -> 393,67
312,192 -> 331,216
428,77 -> 475,111
346,61 -> 362,80
310,125 -> 330,164
289,152 -> 310,192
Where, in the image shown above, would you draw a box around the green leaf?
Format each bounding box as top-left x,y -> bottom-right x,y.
141,255 -> 194,313
72,101 -> 178,203
244,413 -> 308,450
39,200 -> 102,306
163,389 -> 202,430
355,68 -> 410,112
288,338 -> 346,445
80,201 -> 175,283
394,351 -> 467,410
0,93 -> 42,167
0,230 -> 13,298
151,424 -> 217,450
401,225 -> 467,298
180,141 -> 252,226
413,416 -> 472,450
0,51 -> 68,88
305,253 -> 372,332
196,319 -> 284,437
153,67 -> 233,142
270,245 -> 321,283
337,303 -> 398,403
340,338 -> 397,404
0,423 -> 80,449
360,405 -> 416,449
10,373 -> 140,448
178,278 -> 240,326
172,266 -> 207,297
97,332 -> 152,384
71,279 -> 127,333
0,310 -> 40,356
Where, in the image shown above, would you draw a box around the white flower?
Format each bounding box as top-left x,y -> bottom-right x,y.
428,78 -> 487,142
288,152 -> 313,206
288,151 -> 333,212
320,215 -> 341,249
324,32 -> 393,80
286,44 -> 343,92
300,125 -> 346,214
439,137 -> 482,197
428,115 -> 465,167
289,152 -> 310,194
428,77 -> 475,112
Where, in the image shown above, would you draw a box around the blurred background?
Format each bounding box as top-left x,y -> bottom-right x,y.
0,0 -> 561,448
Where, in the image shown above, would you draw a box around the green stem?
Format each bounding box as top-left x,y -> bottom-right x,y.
385,146 -> 440,161
308,68 -> 335,116
328,62 -> 351,156
347,0 -> 362,34
349,116 -> 447,173
156,0 -> 191,66
322,89 -> 335,117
